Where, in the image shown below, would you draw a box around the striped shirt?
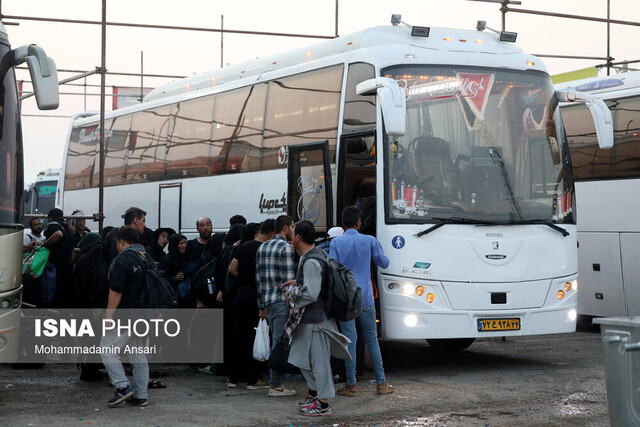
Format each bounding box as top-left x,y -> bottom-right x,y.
255,235 -> 296,309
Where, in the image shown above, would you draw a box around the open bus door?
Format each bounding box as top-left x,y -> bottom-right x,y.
287,141 -> 334,234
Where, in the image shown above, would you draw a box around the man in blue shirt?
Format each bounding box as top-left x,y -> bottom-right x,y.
330,206 -> 394,396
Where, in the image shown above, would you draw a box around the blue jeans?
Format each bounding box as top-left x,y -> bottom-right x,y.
100,331 -> 149,399
340,304 -> 385,386
266,300 -> 289,388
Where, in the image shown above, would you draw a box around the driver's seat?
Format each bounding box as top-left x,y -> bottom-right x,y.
409,136 -> 456,198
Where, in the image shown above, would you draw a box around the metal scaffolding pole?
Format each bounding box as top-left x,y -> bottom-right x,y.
98,0 -> 106,234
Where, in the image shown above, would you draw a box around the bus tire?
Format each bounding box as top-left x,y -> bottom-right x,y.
426,338 -> 475,352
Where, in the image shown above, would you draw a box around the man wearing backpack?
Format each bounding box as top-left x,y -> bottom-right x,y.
285,220 -> 351,417
330,206 -> 394,396
100,226 -> 149,407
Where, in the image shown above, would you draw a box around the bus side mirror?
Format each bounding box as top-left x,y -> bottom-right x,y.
14,44 -> 59,110
556,89 -> 613,149
356,77 -> 406,136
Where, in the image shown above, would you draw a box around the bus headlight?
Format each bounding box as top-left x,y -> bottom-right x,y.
568,309 -> 577,321
0,336 -> 7,350
0,300 -> 10,310
415,286 -> 425,296
426,293 -> 436,303
404,314 -> 418,327
11,296 -> 21,308
557,290 -> 565,300
401,284 -> 416,295
564,282 -> 573,292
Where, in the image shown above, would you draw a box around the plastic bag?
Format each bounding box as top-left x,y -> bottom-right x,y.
253,318 -> 271,362
22,247 -> 50,279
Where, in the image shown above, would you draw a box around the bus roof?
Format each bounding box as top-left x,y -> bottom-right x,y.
143,23 -> 542,103
74,21 -> 545,127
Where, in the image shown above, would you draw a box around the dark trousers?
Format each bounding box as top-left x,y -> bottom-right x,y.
228,286 -> 260,384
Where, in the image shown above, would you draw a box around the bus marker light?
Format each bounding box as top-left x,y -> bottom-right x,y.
415,286 -> 425,296
404,314 -> 418,327
557,290 -> 565,300
526,61 -> 535,66
475,39 -> 483,44
443,37 -> 451,41
426,293 -> 435,303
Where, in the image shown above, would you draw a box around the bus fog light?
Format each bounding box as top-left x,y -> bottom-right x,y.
404,314 -> 418,327
426,293 -> 435,303
557,290 -> 565,300
568,309 -> 577,321
0,300 -> 10,310
0,336 -> 6,351
401,284 -> 415,295
415,286 -> 425,296
564,282 -> 572,292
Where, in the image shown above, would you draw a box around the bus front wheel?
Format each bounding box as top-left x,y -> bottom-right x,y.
427,338 -> 475,352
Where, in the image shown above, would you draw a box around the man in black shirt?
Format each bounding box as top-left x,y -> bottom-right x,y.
100,226 -> 149,407
187,217 -> 212,261
226,219 -> 275,388
43,208 -> 75,307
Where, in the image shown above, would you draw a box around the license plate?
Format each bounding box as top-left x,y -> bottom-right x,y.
477,318 -> 521,332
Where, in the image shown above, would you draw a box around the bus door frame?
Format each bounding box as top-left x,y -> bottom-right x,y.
287,140 -> 334,232
158,182 -> 182,233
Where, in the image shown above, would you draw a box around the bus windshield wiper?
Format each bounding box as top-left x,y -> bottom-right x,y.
508,219 -> 570,237
415,217 -> 500,238
488,148 -> 524,222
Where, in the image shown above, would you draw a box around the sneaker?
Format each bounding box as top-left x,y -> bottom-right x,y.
246,380 -> 269,390
268,385 -> 296,397
125,396 -> 148,407
198,365 -> 214,375
108,386 -> 134,407
299,399 -> 332,417
298,393 -> 316,407
225,379 -> 238,388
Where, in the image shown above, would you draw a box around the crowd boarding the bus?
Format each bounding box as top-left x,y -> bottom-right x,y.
7,13 -> 620,419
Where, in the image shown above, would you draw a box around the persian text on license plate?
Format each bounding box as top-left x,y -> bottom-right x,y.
477,318 -> 520,332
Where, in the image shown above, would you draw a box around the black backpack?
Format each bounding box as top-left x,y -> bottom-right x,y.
73,238 -> 111,308
134,251 -> 178,309
306,250 -> 362,322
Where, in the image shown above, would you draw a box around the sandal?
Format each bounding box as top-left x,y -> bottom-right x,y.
376,383 -> 394,394
148,379 -> 167,389
337,385 -> 357,397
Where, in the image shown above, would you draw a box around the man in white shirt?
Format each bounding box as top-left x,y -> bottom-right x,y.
23,217 -> 45,252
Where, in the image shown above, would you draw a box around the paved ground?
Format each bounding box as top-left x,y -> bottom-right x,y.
0,324 -> 609,426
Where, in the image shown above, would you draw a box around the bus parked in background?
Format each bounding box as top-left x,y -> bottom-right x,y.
0,24 -> 59,362
23,168 -> 60,226
60,17 -> 612,349
557,71 -> 640,318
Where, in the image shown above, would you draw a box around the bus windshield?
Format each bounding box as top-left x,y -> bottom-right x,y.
0,43 -> 20,226
383,65 -> 572,224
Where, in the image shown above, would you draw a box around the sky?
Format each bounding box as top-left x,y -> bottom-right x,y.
5,0 -> 640,184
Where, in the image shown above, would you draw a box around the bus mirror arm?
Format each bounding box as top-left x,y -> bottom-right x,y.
356,78 -> 406,137
555,89 -> 613,149
14,44 -> 59,110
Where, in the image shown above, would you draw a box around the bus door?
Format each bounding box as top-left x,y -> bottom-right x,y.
158,183 -> 182,233
287,140 -> 333,232
337,131 -> 377,235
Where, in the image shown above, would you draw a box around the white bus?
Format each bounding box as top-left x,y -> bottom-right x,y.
0,25 -> 59,361
557,71 -> 640,318
59,17 -> 612,348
